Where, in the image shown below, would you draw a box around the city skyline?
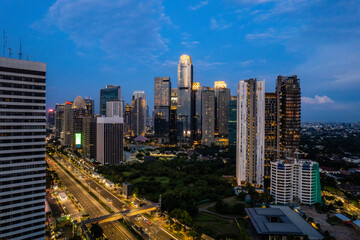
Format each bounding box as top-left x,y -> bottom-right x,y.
1,0 -> 359,122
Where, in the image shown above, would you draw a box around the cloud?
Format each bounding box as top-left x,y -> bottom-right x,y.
36,0 -> 169,60
210,18 -> 233,30
162,60 -> 178,66
246,33 -> 273,40
196,60 -> 226,67
302,95 -> 334,104
189,1 -> 208,10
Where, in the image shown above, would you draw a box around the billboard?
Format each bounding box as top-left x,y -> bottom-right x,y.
75,133 -> 82,147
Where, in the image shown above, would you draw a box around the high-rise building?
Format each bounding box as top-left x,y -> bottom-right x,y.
124,103 -> 132,137
192,82 -> 202,144
0,57 -> 47,239
264,92 -> 277,188
96,117 -> 124,165
62,101 -> 73,146
154,77 -> 171,143
270,159 -> 321,205
55,103 -> 64,138
169,88 -> 178,143
106,100 -> 124,118
84,97 -> 95,115
131,91 -> 146,136
214,81 -> 230,145
100,85 -> 121,116
82,116 -> 97,160
177,55 -> 193,144
47,109 -> 55,127
201,87 -> 215,146
228,96 -> 237,145
236,79 -> 265,187
276,75 -> 301,157
70,96 -> 87,150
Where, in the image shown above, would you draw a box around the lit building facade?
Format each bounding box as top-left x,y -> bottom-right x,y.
55,103 -> 64,138
0,57 -> 47,239
154,77 -> 171,143
47,109 -> 55,127
201,87 -> 215,146
236,79 -> 265,187
106,100 -> 124,118
177,55 -> 193,144
100,85 -> 121,116
84,97 -> 95,115
192,82 -> 202,144
82,116 -> 97,160
169,88 -> 178,143
124,103 -> 132,137
96,117 -> 124,165
214,81 -> 230,145
228,96 -> 237,145
276,75 -> 301,157
270,159 -> 321,205
131,91 -> 146,136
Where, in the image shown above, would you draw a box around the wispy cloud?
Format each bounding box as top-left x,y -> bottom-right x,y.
210,18 -> 233,30
302,95 -> 334,104
35,0 -> 169,61
196,60 -> 226,67
189,1 -> 208,10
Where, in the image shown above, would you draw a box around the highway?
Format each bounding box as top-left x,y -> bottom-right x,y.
47,156 -> 137,240
53,153 -> 178,240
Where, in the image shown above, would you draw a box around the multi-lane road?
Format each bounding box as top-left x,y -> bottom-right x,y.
48,154 -> 178,240
47,156 -> 137,240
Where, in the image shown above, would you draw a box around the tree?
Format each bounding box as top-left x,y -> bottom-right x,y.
90,223 -> 104,239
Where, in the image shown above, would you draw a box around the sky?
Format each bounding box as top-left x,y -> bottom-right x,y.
1,0 -> 359,122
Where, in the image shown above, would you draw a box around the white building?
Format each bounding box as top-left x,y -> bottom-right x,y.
236,79 -> 265,187
106,100 -> 124,118
270,159 -> 322,205
0,57 -> 47,239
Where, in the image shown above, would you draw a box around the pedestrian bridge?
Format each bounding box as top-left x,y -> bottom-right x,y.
81,203 -> 160,225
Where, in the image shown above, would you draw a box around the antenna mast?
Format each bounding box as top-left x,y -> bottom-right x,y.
19,39 -> 23,60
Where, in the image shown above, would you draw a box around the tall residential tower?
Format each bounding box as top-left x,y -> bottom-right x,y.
154,77 -> 171,143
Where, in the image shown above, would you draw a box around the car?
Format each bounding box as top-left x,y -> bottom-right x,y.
147,221 -> 152,226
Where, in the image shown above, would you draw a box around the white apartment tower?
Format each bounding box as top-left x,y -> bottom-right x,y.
236,78 -> 265,187
106,100 -> 124,118
0,57 -> 47,239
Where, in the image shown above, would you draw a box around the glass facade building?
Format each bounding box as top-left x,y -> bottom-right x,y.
154,77 -> 171,143
192,82 -> 202,144
201,87 -> 215,146
214,81 -> 230,145
228,96 -> 237,145
131,91 -> 146,136
100,85 -> 121,116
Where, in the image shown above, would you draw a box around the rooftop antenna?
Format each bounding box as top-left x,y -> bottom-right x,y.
18,39 -> 23,60
2,30 -> 7,57
8,48 -> 12,58
26,55 -> 29,61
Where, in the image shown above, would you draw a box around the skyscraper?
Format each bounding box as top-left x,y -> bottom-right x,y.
0,57 -> 47,239
214,81 -> 230,145
276,75 -> 301,157
62,101 -> 73,146
82,116 -> 97,160
106,100 -> 124,118
131,91 -> 146,136
96,117 -> 124,165
192,82 -> 202,144
154,77 -> 171,143
236,79 -> 265,187
264,92 -> 277,188
84,97 -> 95,115
70,96 -> 87,150
47,109 -> 55,127
55,103 -> 64,138
201,87 -> 215,146
228,96 -> 237,145
100,85 -> 121,116
177,55 -> 193,144
124,103 -> 132,137
169,88 -> 178,143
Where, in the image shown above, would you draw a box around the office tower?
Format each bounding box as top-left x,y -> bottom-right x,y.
177,55 -> 193,144
55,103 -> 64,138
236,79 -> 265,187
47,109 -> 55,127
276,75 -> 301,157
96,117 -> 124,165
169,88 -> 178,143
106,100 -> 124,118
131,91 -> 146,136
192,82 -> 202,144
228,96 -> 237,145
214,81 -> 230,145
70,96 -> 87,150
201,87 -> 215,146
82,116 -> 97,160
270,159 -> 321,205
124,103 -> 132,137
84,97 -> 95,115
62,101 -> 73,146
0,57 -> 46,239
154,77 -> 171,143
264,92 -> 277,188
100,85 -> 121,116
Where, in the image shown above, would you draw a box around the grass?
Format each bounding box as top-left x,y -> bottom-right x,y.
192,212 -> 240,239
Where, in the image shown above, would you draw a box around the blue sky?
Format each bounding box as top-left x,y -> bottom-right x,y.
1,0 -> 359,122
